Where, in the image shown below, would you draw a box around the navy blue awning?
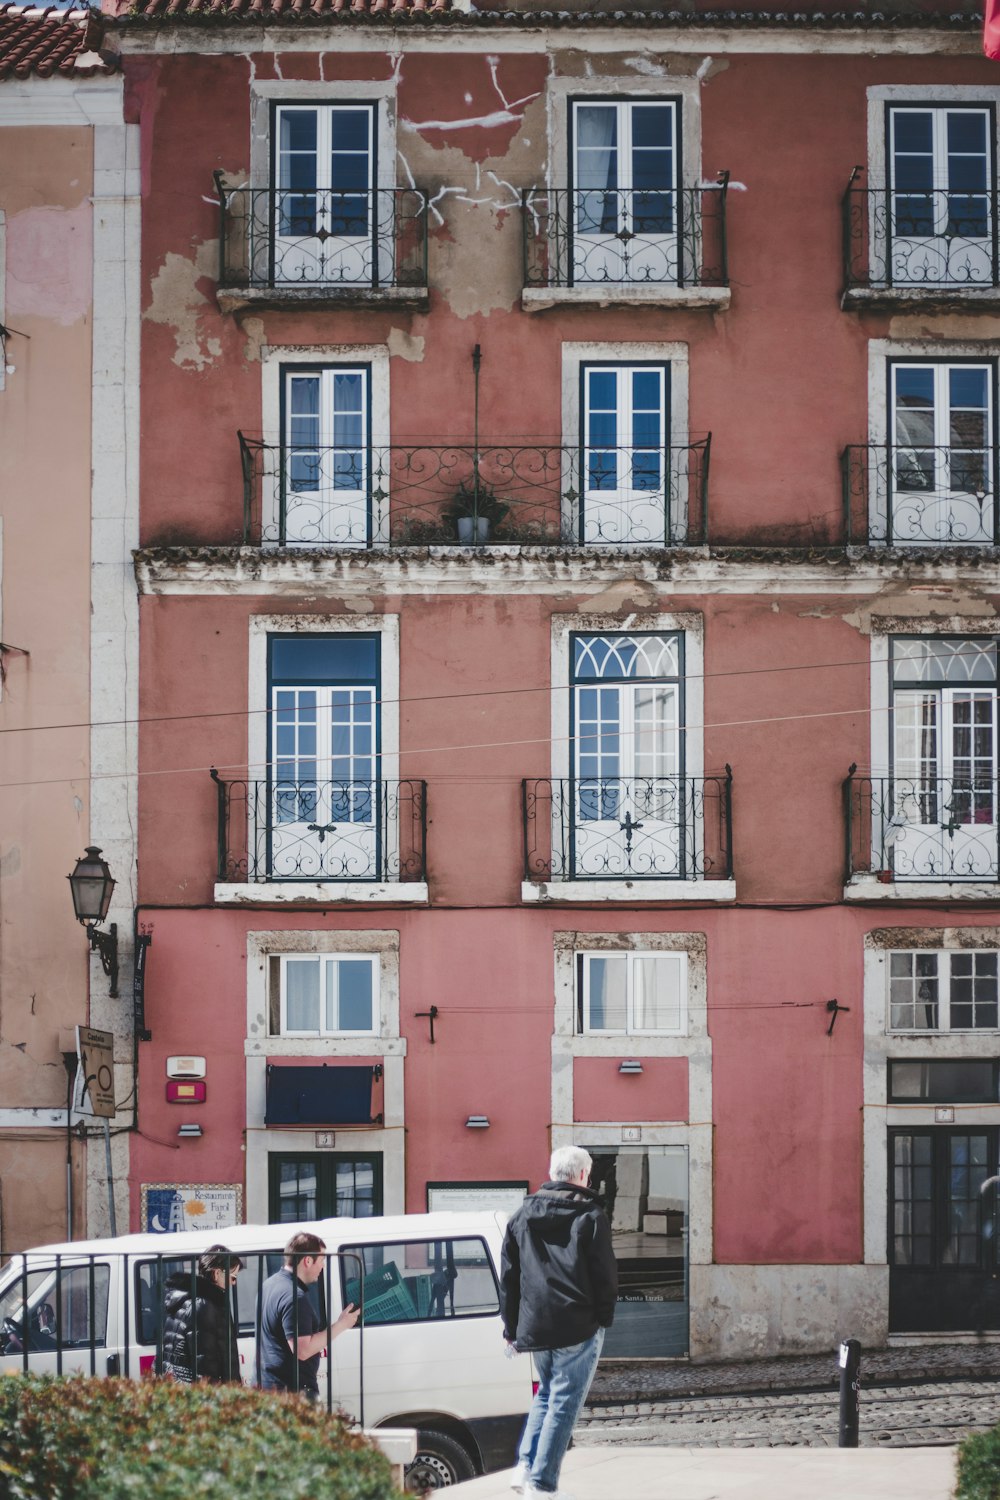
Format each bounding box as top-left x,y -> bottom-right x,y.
265,1064 -> 381,1127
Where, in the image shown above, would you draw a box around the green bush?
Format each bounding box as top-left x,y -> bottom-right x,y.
0,1375 -> 401,1500
957,1425 -> 1000,1500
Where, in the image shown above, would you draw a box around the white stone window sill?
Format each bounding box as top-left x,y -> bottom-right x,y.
215,881 -> 428,906
522,879 -> 736,904
522,285 -> 730,313
844,877 -> 1000,902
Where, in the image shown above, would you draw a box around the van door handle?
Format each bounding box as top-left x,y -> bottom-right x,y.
106,1353 -> 120,1376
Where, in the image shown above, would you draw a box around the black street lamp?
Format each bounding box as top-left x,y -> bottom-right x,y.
67,846 -> 119,997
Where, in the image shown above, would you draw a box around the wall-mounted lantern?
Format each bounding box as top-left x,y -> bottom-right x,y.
67,846 -> 118,998
465,1115 -> 490,1129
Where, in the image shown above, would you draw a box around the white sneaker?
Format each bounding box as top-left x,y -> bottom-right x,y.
524,1485 -> 576,1500
509,1463 -> 530,1493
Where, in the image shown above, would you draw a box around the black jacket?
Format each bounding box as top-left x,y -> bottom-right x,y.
499,1181 -> 618,1351
159,1272 -> 240,1384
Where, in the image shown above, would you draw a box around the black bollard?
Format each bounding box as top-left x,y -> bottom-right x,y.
837,1338 -> 861,1448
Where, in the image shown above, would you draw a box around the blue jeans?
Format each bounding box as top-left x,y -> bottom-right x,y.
517,1328 -> 604,1494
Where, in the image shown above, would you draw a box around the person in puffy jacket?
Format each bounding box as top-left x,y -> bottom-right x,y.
500,1145 -> 617,1499
160,1245 -> 244,1384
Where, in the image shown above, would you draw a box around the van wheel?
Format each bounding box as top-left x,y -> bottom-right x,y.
404,1431 -> 476,1491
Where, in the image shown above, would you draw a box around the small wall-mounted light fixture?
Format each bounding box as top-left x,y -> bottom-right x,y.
177,1123 -> 203,1138
465,1115 -> 490,1129
67,846 -> 119,998
618,1060 -> 644,1075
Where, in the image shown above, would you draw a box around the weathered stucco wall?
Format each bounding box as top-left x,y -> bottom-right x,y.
0,125 -> 94,1253
127,32 -> 1000,1355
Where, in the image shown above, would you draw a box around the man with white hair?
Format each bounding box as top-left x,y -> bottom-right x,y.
499,1145 -> 617,1499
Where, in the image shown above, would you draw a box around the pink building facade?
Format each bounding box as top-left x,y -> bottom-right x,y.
108,0 -> 1000,1367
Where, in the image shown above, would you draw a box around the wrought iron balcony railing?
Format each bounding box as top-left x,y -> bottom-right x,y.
842,172 -> 1000,293
522,773 -> 733,883
844,767 -> 1000,883
213,176 -> 428,293
238,435 -> 711,548
523,177 -> 729,291
841,444 -> 998,546
212,773 -> 427,883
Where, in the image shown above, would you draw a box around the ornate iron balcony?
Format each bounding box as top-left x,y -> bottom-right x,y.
238,435 -> 711,548
844,767 -> 1000,883
211,773 -> 427,883
842,173 -> 1000,295
841,444 -> 998,546
522,773 -> 733,882
213,177 -> 428,295
522,178 -> 729,291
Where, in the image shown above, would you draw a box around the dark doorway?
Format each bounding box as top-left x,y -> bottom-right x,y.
889,1127 -> 1000,1332
267,1152 -> 383,1223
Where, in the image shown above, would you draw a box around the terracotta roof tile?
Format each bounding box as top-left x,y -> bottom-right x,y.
0,4 -> 117,79
120,0 -> 449,19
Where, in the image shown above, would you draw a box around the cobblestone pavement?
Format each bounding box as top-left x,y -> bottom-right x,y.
578,1378 -> 1000,1450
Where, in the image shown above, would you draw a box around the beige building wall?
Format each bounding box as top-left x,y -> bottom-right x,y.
0,56 -> 139,1254
0,123 -> 95,1252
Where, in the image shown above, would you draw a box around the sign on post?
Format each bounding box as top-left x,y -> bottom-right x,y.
75,1026 -> 116,1119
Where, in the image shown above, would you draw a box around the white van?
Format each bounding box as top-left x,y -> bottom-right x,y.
0,1211 -> 532,1492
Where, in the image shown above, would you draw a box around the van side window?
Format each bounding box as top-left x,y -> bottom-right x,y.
0,1264 -> 110,1353
234,1255 -> 325,1337
135,1259 -> 192,1345
340,1238 -> 500,1325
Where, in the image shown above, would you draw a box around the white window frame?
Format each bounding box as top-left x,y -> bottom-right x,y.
578,949 -> 689,1037
526,608 -> 734,902
277,951 -> 380,1037
887,948 -> 1000,1033
262,346 -> 390,547
864,86 -> 1000,294
862,928 -> 1000,1272
562,343 -> 689,546
215,612 -> 427,904
245,927 -> 405,1221
849,616 -> 1000,901
552,931 -> 713,1284
251,80 -> 396,196
867,338 -> 1000,546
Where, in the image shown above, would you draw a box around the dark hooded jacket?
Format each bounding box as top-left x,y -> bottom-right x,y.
499,1181 -> 617,1351
159,1272 -> 240,1384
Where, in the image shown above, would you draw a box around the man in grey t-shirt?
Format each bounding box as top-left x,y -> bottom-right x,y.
257,1231 -> 358,1397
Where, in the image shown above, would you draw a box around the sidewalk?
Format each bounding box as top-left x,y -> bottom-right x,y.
451,1446 -> 959,1500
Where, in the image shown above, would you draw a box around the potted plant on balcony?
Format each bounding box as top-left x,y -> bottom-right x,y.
443,481 -> 510,544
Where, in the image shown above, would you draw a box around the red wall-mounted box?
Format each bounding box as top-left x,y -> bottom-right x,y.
166,1080 -> 206,1104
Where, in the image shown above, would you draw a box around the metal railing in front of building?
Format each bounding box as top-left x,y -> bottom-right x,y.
237,435 -> 711,549
841,444 -> 999,547
522,177 -> 730,291
521,772 -> 734,883
842,172 -> 1000,293
211,773 -> 428,884
213,177 -> 428,293
0,1248 -> 367,1421
844,767 -> 1000,883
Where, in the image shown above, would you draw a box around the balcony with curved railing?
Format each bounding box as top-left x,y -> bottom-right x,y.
213,177 -> 429,312
842,171 -> 1000,310
844,767 -> 999,886
841,444 -> 999,547
238,434 -> 711,549
211,773 -> 427,888
522,773 -> 734,887
522,178 -> 730,308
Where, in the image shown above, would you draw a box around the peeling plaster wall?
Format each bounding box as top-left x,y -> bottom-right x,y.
128,37 -> 1000,1353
